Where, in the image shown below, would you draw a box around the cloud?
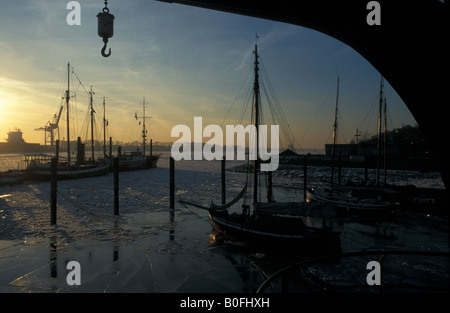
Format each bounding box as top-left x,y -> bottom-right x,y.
0,1 -> 414,148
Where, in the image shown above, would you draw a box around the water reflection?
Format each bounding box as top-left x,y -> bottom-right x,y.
113,220 -> 120,261
113,245 -> 119,262
31,189 -> 445,293
49,236 -> 57,278
170,207 -> 175,241
207,208 -> 448,293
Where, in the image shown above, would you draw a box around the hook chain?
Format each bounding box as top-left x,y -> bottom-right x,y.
103,0 -> 109,13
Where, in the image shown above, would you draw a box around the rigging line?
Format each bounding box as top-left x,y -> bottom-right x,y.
259,72 -> 292,141
71,71 -> 101,140
177,198 -> 210,221
69,77 -> 81,141
265,89 -> 281,146
325,121 -> 334,145
56,189 -> 109,219
337,110 -> 351,144
260,61 -> 293,137
80,108 -> 91,141
220,65 -> 253,127
299,87 -> 333,144
260,63 -> 306,152
71,69 -> 92,98
79,99 -> 102,144
94,116 -> 104,147
260,67 -> 284,128
358,92 -> 379,133
238,82 -> 253,125
261,82 -> 280,127
261,82 -> 292,147
263,75 -> 288,132
382,96 -> 392,131
264,92 -> 304,150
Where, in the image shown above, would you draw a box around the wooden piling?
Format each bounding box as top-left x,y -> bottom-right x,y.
50,157 -> 57,225
114,157 -> 119,215
365,157 -> 368,185
338,154 -> 342,186
170,157 -> 175,210
303,154 -> 307,202
55,140 -> 60,161
221,157 -> 226,204
169,157 -> 175,240
267,170 -> 273,202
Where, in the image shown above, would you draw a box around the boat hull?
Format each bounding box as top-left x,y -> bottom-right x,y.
117,154 -> 159,171
0,170 -> 29,186
26,163 -> 110,181
208,210 -> 341,255
306,188 -> 397,216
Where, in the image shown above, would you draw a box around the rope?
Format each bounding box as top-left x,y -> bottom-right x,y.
56,189 -> 113,219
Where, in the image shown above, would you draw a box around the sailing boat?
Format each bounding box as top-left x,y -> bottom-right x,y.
24,63 -> 110,180
116,98 -> 160,171
204,45 -> 341,254
306,76 -> 399,215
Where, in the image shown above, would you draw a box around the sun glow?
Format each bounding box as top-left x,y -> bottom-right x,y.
0,90 -> 14,133
0,94 -> 6,122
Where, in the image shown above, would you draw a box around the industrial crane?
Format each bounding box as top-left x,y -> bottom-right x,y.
35,105 -> 63,146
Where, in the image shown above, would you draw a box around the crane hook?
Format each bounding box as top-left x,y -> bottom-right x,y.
101,38 -> 111,57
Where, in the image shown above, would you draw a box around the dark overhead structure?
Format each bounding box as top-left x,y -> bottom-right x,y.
158,0 -> 450,191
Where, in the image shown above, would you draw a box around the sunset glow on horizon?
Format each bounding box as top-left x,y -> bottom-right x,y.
0,0 -> 417,151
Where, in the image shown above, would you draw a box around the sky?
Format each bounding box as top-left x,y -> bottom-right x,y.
0,0 -> 417,152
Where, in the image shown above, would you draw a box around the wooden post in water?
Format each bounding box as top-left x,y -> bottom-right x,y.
170,157 -> 175,210
221,157 -> 226,205
114,157 -> 119,215
364,157 -> 368,185
55,140 -> 60,161
50,157 -> 57,225
304,154 -> 308,202
338,154 -> 342,186
109,137 -> 112,158
267,170 -> 273,202
169,157 -> 175,240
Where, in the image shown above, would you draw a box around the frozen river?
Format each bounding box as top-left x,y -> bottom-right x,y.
0,152 -> 448,295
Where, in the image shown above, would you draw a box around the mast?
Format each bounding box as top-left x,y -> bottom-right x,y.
376,77 -> 384,186
66,63 -> 71,164
330,75 -> 339,187
253,44 -> 260,203
383,94 -> 387,185
135,98 -> 151,156
90,86 -> 95,161
142,99 -> 147,155
103,96 -> 107,158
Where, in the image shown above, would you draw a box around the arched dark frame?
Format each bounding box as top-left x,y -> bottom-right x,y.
158,0 -> 450,192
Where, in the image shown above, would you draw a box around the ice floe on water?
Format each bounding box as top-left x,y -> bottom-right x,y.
0,153 -> 448,293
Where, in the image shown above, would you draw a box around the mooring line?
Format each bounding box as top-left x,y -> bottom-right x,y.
56,189 -> 115,220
